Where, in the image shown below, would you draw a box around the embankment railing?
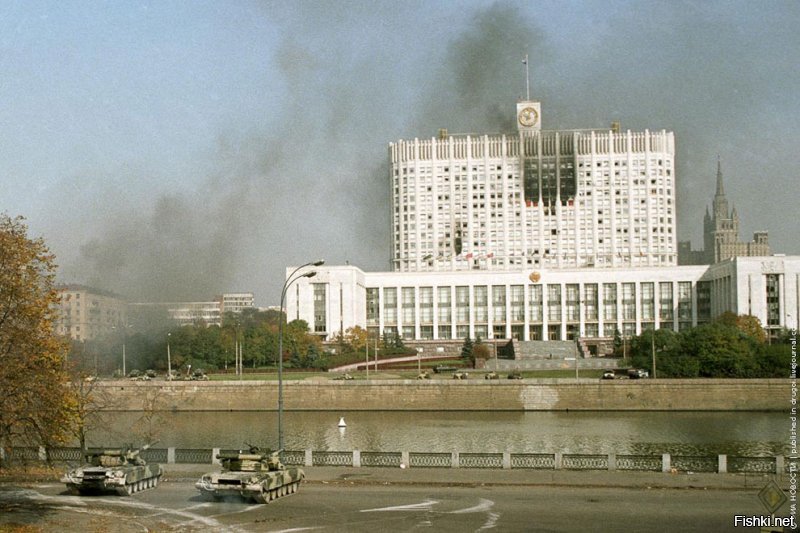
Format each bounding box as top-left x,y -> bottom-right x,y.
2,447 -> 786,475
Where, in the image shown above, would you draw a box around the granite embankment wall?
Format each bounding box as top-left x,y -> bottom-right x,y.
95,379 -> 788,411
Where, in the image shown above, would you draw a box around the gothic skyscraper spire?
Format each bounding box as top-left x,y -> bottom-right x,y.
712,156 -> 729,221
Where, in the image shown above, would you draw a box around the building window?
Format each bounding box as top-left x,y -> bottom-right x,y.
313,284 -> 326,334
566,284 -> 580,322
529,284 -> 543,322
456,286 -> 470,324
622,283 -> 636,321
766,274 -> 780,327
402,287 -> 415,325
366,288 -> 380,326
510,285 -> 524,322
584,284 -> 598,321
419,286 -> 433,324
438,287 -> 452,325
547,284 -> 562,322
474,286 -> 488,323
640,282 -> 654,321
659,282 -> 673,320
603,283 -> 617,321
696,281 -> 711,323
492,285 -> 506,324
678,281 -> 692,330
383,288 -> 397,325
420,325 -> 433,340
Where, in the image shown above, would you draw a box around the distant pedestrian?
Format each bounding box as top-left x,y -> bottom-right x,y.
549,353 -> 552,359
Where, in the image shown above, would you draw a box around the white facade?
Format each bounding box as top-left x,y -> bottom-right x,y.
219,292 -> 255,315
167,301 -> 222,326
285,256 -> 799,342
286,98 -> 794,343
390,100 -> 676,273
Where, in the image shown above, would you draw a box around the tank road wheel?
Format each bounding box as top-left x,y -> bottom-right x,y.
153,475 -> 159,488
269,489 -> 277,502
125,484 -> 134,496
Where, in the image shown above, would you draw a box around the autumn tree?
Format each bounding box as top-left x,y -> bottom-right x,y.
0,215 -> 74,458
715,312 -> 767,344
67,366 -> 118,455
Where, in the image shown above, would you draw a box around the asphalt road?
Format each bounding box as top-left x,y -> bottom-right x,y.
0,479 -> 778,532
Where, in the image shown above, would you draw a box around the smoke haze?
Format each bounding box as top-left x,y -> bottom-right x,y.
2,1 -> 797,304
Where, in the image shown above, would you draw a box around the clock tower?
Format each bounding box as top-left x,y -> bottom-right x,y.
516,100 -> 541,132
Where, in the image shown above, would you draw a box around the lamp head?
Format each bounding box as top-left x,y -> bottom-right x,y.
304,271 -> 317,279
312,260 -> 325,266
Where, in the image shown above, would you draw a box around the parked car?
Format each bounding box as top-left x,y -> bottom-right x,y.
628,368 -> 649,379
602,370 -> 616,380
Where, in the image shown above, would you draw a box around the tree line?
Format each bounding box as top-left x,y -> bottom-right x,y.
67,307 -> 325,377
622,313 -> 790,378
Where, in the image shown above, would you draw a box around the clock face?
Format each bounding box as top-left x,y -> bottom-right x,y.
518,106 -> 539,127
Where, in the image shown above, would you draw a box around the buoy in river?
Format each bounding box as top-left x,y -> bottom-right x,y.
338,417 -> 347,428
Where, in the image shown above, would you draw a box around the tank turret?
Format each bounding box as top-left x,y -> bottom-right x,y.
196,445 -> 304,503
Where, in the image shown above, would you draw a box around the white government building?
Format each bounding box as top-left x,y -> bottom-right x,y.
286,98 -> 798,347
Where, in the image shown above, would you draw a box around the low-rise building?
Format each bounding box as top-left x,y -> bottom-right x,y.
286,256 -> 799,344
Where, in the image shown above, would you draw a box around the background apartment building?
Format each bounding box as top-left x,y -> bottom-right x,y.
55,285 -> 127,341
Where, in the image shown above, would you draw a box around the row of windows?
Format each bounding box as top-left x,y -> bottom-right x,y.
367,282 -> 695,327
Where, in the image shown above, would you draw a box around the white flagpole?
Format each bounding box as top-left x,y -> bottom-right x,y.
523,54 -> 530,100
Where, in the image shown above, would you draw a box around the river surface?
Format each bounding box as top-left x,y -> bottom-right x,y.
87,411 -> 790,456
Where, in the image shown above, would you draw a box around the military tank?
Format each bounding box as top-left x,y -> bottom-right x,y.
61,443 -> 161,496
195,446 -> 304,503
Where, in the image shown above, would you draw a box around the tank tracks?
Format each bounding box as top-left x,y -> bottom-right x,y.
250,480 -> 302,503
116,474 -> 161,496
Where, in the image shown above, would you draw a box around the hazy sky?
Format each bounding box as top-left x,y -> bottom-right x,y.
2,0 -> 798,305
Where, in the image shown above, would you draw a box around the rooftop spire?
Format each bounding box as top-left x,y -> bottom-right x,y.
712,156 -> 729,220
715,155 -> 725,196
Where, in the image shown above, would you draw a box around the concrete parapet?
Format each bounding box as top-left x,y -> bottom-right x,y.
92,379 -> 789,412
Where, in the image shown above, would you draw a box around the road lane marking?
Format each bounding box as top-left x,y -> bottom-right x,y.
448,498 -> 494,514
0,488 -> 246,533
360,499 -> 439,512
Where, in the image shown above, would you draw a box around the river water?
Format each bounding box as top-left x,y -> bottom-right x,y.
89,411 -> 789,456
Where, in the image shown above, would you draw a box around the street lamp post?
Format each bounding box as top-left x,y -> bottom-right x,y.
278,260 -> 324,453
651,328 -> 657,379
113,323 -> 132,377
167,332 -> 172,380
